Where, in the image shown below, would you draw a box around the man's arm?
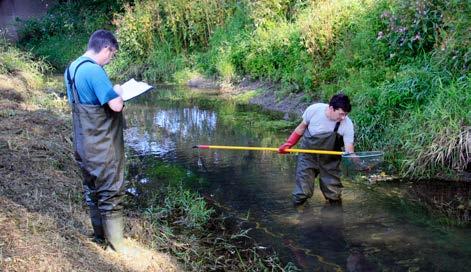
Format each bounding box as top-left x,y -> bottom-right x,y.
278,121 -> 308,153
294,121 -> 308,136
108,85 -> 124,112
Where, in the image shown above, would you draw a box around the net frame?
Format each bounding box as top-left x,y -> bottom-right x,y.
342,151 -> 384,159
341,151 -> 384,176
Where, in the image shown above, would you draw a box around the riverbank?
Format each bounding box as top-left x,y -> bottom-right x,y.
0,73 -> 181,271
187,76 -> 310,120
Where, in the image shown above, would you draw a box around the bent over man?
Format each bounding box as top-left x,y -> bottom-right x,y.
279,93 -> 354,206
64,30 -> 127,252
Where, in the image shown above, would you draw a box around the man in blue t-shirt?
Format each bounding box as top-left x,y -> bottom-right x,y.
65,30 -> 127,252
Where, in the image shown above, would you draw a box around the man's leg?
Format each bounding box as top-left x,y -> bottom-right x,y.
97,167 -> 126,252
319,161 -> 343,202
292,153 -> 319,205
82,169 -> 105,242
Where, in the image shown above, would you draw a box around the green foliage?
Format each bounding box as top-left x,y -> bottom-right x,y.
16,0 -> 124,70
108,41 -> 190,83
113,0 -> 236,51
432,0 -> 471,75
0,39 -> 50,88
248,0 -> 303,27
143,162 -> 213,229
240,22 -> 314,90
26,35 -> 87,70
114,2 -> 158,59
377,0 -> 445,60
195,3 -> 253,80
299,0 -> 373,56
157,0 -> 234,50
145,185 -> 214,229
144,46 -> 190,83
351,58 -> 469,176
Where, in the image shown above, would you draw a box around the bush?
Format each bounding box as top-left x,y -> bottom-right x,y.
377,0 -> 445,60
0,39 -> 50,89
16,0 -> 123,70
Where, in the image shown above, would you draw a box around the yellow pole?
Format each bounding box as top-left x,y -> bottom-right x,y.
194,145 -> 344,155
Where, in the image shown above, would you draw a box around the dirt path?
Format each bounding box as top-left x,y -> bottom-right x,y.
0,74 -> 181,271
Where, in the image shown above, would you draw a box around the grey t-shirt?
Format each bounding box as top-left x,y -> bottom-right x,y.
302,103 -> 354,145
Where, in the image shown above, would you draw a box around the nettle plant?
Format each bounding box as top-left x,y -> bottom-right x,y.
377,0 -> 444,59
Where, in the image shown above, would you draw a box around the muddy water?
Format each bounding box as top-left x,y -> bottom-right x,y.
124,87 -> 471,271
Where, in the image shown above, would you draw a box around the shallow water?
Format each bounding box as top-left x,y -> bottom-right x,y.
124,87 -> 471,271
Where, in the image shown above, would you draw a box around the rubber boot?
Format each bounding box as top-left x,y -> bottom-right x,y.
103,213 -> 143,257
89,206 -> 105,243
102,212 -> 125,252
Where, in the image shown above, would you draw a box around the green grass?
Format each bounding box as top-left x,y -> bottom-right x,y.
0,39 -> 50,90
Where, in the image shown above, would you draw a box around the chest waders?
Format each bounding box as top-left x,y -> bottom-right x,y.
67,61 -> 125,250
292,122 -> 344,205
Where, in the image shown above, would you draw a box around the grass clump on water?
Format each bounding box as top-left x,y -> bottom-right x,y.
127,158 -> 299,271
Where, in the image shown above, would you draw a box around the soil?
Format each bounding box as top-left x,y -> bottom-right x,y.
189,76 -> 311,120
0,75 -> 181,271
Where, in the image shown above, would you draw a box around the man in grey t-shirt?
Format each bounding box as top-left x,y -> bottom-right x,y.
278,93 -> 354,205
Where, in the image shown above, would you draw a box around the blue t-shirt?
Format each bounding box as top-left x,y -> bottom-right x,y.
64,56 -> 118,105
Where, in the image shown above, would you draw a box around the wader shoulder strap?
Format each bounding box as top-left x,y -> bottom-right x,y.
66,60 -> 94,104
334,122 -> 341,132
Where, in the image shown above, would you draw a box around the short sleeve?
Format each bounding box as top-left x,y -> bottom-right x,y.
87,65 -> 118,105
342,118 -> 355,145
302,104 -> 316,124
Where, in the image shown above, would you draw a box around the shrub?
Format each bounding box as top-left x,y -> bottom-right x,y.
0,39 -> 50,89
16,0 -> 123,70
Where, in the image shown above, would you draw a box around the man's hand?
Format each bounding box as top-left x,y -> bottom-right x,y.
278,143 -> 292,154
108,84 -> 124,112
278,131 -> 302,154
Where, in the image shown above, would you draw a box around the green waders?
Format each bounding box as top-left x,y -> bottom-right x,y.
67,61 -> 126,251
292,122 -> 344,204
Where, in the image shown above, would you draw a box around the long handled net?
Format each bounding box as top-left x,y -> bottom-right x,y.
194,145 -> 384,176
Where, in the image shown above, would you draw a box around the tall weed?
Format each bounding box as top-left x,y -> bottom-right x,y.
0,39 -> 50,89
17,0 -> 122,70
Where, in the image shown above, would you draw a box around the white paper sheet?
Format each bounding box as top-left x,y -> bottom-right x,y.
120,78 -> 153,101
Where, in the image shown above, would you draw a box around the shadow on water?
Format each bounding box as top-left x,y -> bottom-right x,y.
124,86 -> 471,271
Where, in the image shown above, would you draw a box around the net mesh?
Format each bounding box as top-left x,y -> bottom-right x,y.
341,151 -> 384,178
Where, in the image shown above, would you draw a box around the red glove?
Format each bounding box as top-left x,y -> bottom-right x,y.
278,131 -> 302,154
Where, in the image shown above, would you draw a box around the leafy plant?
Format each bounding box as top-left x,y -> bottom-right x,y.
377,0 -> 445,60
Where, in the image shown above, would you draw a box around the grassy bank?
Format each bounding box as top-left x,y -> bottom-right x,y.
0,39 -> 182,271
17,0 -> 470,179
0,40 -> 296,271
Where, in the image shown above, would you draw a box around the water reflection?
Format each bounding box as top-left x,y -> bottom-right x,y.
123,88 -> 471,271
153,107 -> 217,137
126,127 -> 175,155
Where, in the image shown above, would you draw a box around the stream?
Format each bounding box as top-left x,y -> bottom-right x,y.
123,86 -> 470,271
